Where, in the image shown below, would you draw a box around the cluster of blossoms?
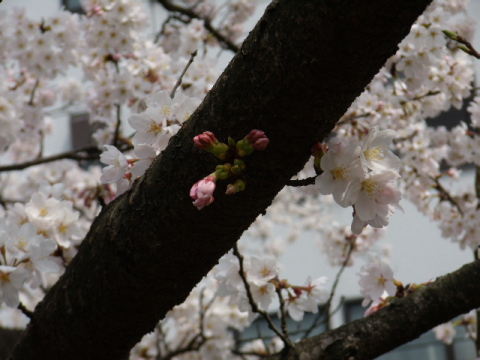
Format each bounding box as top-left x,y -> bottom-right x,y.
330,0 -> 480,255
131,276 -> 252,359
315,126 -> 402,235
434,309 -> 477,345
214,250 -> 328,322
130,245 -> 328,359
357,255 -> 397,308
0,8 -> 80,158
190,130 -> 269,210
0,182 -> 88,308
99,90 -> 200,195
0,0 -> 478,358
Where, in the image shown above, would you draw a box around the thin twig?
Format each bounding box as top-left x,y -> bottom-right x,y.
303,242 -> 354,338
336,112 -> 372,126
324,243 -> 355,329
155,323 -> 164,360
154,15 -> 174,44
232,244 -> 294,350
37,129 -> 44,159
409,90 -> 441,102
473,165 -> 480,357
170,50 -> 197,99
157,0 -> 239,53
432,176 -> 464,216
443,30 -> 480,59
0,144 -> 132,173
161,289 -> 216,360
113,103 -> 122,147
285,176 -> 316,187
28,79 -> 40,106
275,286 -> 290,342
198,288 -> 207,338
17,302 -> 34,319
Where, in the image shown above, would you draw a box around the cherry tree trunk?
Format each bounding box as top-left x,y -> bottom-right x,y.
10,1 -> 460,359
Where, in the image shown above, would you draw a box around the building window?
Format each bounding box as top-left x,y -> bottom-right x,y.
70,113 -> 93,150
343,299 -> 476,360
61,0 -> 84,14
426,93 -> 474,130
69,113 -> 103,169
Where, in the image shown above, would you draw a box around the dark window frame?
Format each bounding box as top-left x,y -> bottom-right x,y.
61,0 -> 84,14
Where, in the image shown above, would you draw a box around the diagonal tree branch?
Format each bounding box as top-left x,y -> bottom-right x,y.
11,1 -> 433,359
267,259 -> 480,360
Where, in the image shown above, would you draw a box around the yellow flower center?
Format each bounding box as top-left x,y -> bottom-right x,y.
363,178 -> 380,198
364,146 -> 385,161
332,165 -> 349,181
147,121 -> 162,134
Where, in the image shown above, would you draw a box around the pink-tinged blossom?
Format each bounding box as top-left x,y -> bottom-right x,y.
128,106 -> 167,147
128,91 -> 199,149
100,145 -> 129,184
250,282 -> 275,311
301,276 -> 329,313
214,251 -> 244,298
248,255 -> 278,283
358,256 -> 397,306
5,223 -> 47,261
364,298 -> 388,317
316,138 -> 365,207
350,170 -> 402,223
286,295 -> 307,322
361,126 -> 401,171
190,174 -> 216,210
54,205 -> 84,248
351,212 -> 395,235
130,144 -> 157,179
434,322 -> 456,345
247,255 -> 278,309
0,266 -> 27,308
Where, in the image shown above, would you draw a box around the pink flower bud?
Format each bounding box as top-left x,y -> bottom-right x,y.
190,175 -> 216,210
293,287 -> 303,297
225,179 -> 246,195
225,184 -> 237,195
245,129 -> 269,150
252,137 -> 269,151
88,5 -> 104,17
194,131 -> 218,151
311,142 -> 327,157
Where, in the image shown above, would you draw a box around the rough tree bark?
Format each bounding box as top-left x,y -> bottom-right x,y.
267,260 -> 480,360
12,0 -> 478,359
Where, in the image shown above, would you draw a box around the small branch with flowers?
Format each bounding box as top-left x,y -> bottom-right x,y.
230,244 -> 331,351
190,130 -> 269,210
157,0 -> 240,53
313,126 -> 403,235
443,30 -> 480,59
303,240 -> 355,337
232,244 -> 293,350
170,50 -> 198,99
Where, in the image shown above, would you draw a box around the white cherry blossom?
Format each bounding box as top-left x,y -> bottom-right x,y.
358,255 -> 396,306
